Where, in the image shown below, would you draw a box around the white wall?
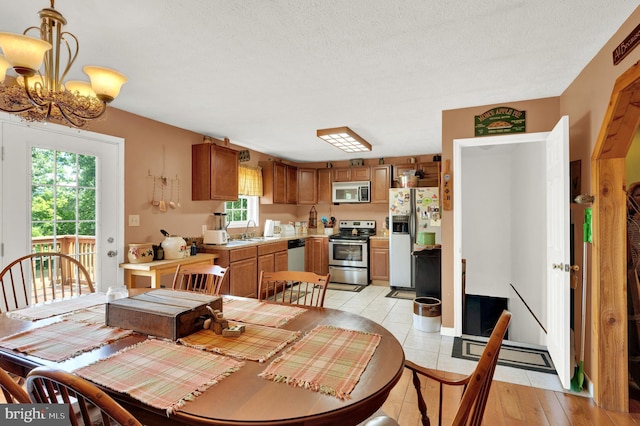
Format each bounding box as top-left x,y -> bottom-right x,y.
461,142 -> 546,345
461,148 -> 511,298
509,142 -> 547,345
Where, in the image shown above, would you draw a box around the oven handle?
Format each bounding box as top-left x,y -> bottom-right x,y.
329,240 -> 365,246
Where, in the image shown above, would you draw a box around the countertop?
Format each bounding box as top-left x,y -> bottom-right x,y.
201,233 -> 330,251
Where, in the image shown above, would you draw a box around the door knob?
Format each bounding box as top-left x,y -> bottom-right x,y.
107,250 -> 118,257
552,263 -> 564,270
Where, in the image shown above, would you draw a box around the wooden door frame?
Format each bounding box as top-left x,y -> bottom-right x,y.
592,59 -> 640,411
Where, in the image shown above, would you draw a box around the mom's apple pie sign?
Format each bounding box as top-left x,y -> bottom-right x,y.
474,106 -> 526,137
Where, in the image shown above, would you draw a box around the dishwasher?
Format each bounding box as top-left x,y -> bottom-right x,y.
287,238 -> 306,271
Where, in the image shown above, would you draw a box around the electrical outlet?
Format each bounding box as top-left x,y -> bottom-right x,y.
128,215 -> 140,227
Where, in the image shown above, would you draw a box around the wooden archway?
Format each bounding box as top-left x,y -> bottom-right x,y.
592,59 -> 640,411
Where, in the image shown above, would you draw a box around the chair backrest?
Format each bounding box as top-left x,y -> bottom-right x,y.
454,310 -> 511,425
26,366 -> 142,426
0,366 -> 29,403
258,270 -> 330,307
172,264 -> 228,295
0,252 -> 95,313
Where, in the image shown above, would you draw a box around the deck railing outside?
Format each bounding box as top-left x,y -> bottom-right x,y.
31,236 -> 97,285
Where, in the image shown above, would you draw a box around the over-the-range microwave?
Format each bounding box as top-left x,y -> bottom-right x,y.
332,181 -> 370,203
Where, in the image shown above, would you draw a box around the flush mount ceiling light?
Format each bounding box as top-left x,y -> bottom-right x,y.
0,1 -> 127,128
317,126 -> 372,153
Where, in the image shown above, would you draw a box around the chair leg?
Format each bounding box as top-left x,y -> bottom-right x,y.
411,369 -> 430,426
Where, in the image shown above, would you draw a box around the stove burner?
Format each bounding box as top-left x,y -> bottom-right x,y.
330,219 -> 376,241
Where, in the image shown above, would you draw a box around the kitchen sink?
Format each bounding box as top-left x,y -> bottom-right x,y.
224,240 -> 255,247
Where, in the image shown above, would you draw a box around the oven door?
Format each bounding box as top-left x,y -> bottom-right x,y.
329,240 -> 368,268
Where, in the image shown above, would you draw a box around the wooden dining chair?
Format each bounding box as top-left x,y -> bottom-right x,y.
172,264 -> 228,295
0,366 -> 29,403
26,366 -> 142,426
366,310 -> 511,426
258,270 -> 330,307
0,252 -> 94,313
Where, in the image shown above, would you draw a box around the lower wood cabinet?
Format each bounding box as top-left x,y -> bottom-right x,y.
229,257 -> 257,298
305,236 -> 328,275
206,242 -> 288,299
257,241 -> 288,275
369,239 -> 389,281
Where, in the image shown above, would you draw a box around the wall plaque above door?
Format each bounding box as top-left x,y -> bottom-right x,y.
474,106 -> 526,136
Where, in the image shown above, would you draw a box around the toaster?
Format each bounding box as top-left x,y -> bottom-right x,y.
203,230 -> 228,245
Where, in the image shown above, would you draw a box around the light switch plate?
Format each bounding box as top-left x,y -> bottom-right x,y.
128,215 -> 140,227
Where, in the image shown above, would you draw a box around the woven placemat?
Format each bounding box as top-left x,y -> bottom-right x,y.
75,339 -> 244,415
259,325 -> 381,400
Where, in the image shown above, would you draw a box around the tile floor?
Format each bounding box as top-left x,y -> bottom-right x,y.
323,283 -> 587,395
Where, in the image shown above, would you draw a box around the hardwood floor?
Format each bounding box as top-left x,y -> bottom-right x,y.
377,368 -> 640,425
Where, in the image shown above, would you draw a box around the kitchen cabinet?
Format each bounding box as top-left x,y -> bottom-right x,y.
369,239 -> 389,281
317,168 -> 332,204
257,241 -> 288,275
393,162 -> 441,188
192,143 -> 239,201
370,164 -> 392,204
205,246 -> 257,298
260,161 -> 298,204
305,236 -> 328,275
297,168 -> 317,205
332,166 -> 370,182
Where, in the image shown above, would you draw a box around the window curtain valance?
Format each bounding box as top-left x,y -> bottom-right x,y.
238,165 -> 263,196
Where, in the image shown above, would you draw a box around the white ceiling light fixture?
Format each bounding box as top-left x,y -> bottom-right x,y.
317,126 -> 372,153
0,1 -> 127,128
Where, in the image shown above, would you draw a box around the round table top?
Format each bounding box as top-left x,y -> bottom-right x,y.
0,294 -> 405,426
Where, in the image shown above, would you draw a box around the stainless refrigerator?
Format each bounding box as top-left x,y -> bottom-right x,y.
389,187 -> 441,288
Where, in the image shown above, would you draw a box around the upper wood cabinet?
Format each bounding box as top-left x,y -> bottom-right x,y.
317,168 -> 332,204
394,162 -> 441,188
298,168 -> 318,205
370,165 -> 392,203
260,161 -> 298,204
192,143 -> 239,201
332,166 -> 370,182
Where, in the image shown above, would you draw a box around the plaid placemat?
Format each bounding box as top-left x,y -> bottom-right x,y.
259,325 -> 381,400
0,320 -> 133,362
179,322 -> 301,362
60,305 -> 106,324
223,298 -> 306,328
6,293 -> 106,321
75,339 -> 244,415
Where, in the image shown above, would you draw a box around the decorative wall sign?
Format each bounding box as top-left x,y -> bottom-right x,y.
474,106 -> 526,136
613,21 -> 640,66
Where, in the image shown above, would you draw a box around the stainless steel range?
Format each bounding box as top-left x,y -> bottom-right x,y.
328,220 -> 376,286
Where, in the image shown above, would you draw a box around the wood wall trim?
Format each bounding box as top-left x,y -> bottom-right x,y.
591,59 -> 640,411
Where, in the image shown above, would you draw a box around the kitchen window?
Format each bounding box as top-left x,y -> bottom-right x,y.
225,195 -> 259,228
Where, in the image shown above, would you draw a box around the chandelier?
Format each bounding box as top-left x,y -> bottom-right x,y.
0,1 -> 127,128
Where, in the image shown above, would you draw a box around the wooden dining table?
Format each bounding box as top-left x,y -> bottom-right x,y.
0,292 -> 405,426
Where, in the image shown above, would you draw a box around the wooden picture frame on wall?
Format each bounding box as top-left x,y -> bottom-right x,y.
570,160 -> 581,201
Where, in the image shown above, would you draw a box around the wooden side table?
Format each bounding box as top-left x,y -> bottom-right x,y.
119,253 -> 219,288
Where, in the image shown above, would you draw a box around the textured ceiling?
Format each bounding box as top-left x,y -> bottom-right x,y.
1,1 -> 638,162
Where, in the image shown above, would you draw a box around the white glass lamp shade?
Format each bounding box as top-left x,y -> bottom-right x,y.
65,80 -> 97,97
83,66 -> 127,102
0,54 -> 10,83
0,33 -> 51,75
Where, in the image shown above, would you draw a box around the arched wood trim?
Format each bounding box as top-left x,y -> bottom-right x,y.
592,59 -> 640,411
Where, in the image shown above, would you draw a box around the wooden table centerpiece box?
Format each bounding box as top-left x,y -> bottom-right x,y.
105,289 -> 222,340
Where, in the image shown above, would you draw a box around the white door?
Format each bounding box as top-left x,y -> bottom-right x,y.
545,116 -> 571,389
453,116 -> 571,389
0,116 -> 124,291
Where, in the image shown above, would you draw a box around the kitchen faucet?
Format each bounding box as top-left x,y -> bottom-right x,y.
242,219 -> 256,239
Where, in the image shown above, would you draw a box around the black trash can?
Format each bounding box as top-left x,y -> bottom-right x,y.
412,248 -> 441,299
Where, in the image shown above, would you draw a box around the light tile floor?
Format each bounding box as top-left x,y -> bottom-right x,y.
323,284 -> 587,395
